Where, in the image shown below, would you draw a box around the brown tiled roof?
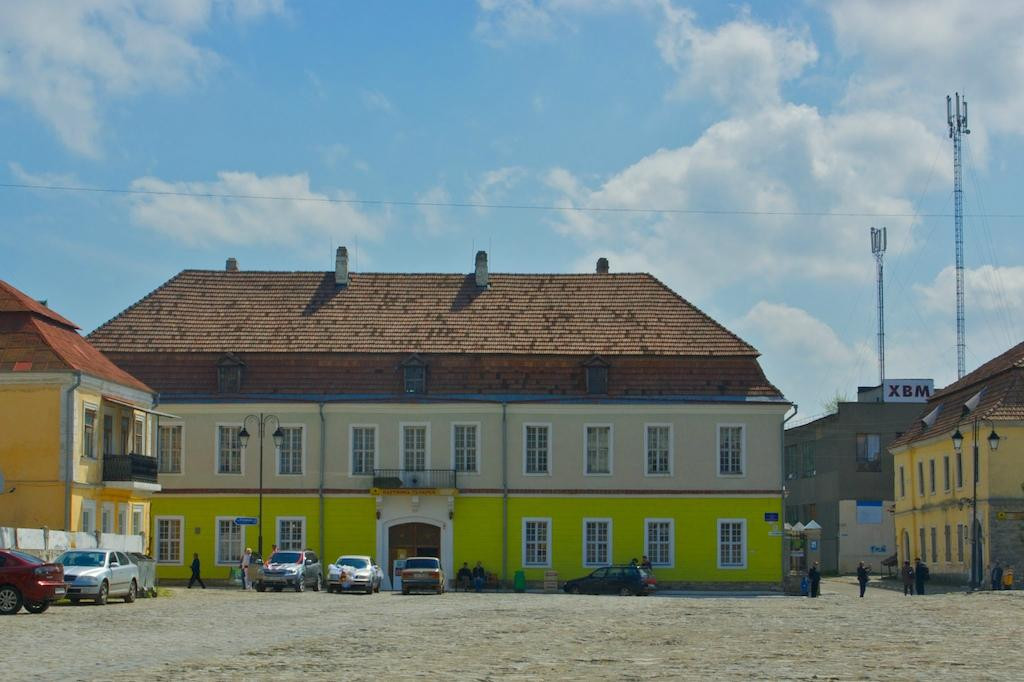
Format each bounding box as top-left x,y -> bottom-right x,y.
88,270 -> 759,356
889,341 -> 1024,450
0,279 -> 152,393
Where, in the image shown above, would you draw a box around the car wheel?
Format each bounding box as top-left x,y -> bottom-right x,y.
313,574 -> 322,592
96,581 -> 109,605
569,585 -> 581,595
295,578 -> 305,593
618,587 -> 633,597
150,588 -> 158,598
24,600 -> 50,614
0,585 -> 23,615
257,582 -> 266,593
125,580 -> 137,603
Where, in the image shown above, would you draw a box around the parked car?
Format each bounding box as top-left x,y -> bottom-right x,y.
327,555 -> 382,594
0,549 -> 66,614
257,550 -> 322,592
56,549 -> 140,605
562,565 -> 657,596
400,557 -> 445,595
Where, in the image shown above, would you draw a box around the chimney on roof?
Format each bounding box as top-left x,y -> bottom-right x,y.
596,257 -> 609,274
225,258 -> 238,271
335,246 -> 349,287
475,250 -> 489,288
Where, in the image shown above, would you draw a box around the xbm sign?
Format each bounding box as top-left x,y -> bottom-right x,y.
883,379 -> 934,403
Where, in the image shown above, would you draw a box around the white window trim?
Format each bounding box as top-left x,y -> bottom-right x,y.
133,414 -> 146,455
275,423 -> 307,476
214,423 -> 245,476
928,458 -> 936,495
717,518 -> 747,569
215,515 -> 245,566
643,423 -> 674,477
522,422 -> 552,476
154,515 -> 185,566
582,517 -> 613,567
101,501 -> 115,533
942,455 -> 951,492
349,424 -> 378,476
80,499 -> 97,533
116,503 -> 128,535
716,423 -> 747,478
399,422 -> 431,471
158,422 -> 186,476
82,402 -> 99,459
522,517 -> 552,568
583,423 -> 614,477
451,422 -> 482,475
644,517 -> 675,568
917,461 -> 925,496
276,516 -> 307,551
898,465 -> 905,499
131,504 -> 145,536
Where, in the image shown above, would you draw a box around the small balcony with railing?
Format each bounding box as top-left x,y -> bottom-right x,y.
372,469 -> 457,491
102,453 -> 161,491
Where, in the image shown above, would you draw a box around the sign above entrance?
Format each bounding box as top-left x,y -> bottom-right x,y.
371,487 -> 457,497
234,517 -> 258,525
883,379 -> 934,403
996,511 -> 1024,521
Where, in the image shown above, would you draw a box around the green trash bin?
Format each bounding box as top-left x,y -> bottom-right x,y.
513,570 -> 526,593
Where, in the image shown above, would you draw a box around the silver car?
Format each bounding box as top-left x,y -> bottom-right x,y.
257,550 -> 322,592
56,549 -> 140,605
326,555 -> 382,594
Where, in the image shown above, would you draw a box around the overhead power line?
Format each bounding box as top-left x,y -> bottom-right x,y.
2,181 -> 1024,219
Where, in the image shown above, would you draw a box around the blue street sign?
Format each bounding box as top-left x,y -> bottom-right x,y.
234,517 -> 259,526
764,512 -> 779,522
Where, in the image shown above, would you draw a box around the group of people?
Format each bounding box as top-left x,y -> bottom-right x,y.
188,545 -> 277,590
806,560 -> 870,598
989,562 -> 1016,591
900,558 -> 930,595
456,561 -> 488,591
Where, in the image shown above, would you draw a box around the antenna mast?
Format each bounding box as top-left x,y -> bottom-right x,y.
947,92 -> 970,379
871,226 -> 887,385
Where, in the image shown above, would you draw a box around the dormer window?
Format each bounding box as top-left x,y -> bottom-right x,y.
583,356 -> 609,395
400,355 -> 427,394
217,353 -> 245,393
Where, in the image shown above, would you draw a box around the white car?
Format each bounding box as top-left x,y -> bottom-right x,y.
327,555 -> 382,594
56,549 -> 140,605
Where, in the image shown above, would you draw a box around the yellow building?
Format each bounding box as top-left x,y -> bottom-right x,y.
0,280 -> 163,547
890,341 -> 1024,585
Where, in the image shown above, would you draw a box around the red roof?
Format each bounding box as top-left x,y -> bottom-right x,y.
87,270 -> 760,356
0,279 -> 152,394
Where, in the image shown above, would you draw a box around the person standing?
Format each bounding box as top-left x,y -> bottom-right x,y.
188,552 -> 206,589
856,561 -> 869,598
901,560 -> 915,596
640,556 -> 652,571
991,562 -> 1003,591
240,547 -> 253,590
914,557 -> 928,595
808,562 -> 821,598
472,561 -> 486,592
1003,566 -> 1014,591
456,562 -> 472,591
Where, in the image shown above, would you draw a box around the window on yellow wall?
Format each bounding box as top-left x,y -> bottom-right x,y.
217,518 -> 243,564
956,452 -> 963,488
133,415 -> 145,454
917,462 -> 924,496
83,406 -> 97,459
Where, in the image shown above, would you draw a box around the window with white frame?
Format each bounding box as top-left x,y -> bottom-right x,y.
103,415 -> 114,455
277,517 -> 305,551
718,425 -> 744,476
117,504 -> 127,534
82,405 -> 97,459
158,424 -> 183,473
645,519 -> 673,567
585,425 -> 611,475
101,503 -> 114,533
524,425 -> 549,474
523,519 -> 550,567
646,425 -> 671,475
717,519 -> 746,568
278,426 -> 303,475
917,461 -> 924,495
134,415 -> 145,454
453,424 -> 478,473
132,505 -> 144,536
898,465 -> 905,498
155,517 -> 183,564
80,500 -> 96,533
217,425 -> 242,474
217,518 -> 243,565
402,425 -> 427,471
583,519 -> 611,566
351,426 -> 376,475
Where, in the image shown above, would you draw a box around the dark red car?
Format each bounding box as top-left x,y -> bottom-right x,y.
0,549 -> 66,614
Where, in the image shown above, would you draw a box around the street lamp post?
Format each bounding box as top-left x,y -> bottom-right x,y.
951,419 -> 1000,590
239,414 -> 284,557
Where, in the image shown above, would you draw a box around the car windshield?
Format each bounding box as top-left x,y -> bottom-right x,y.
6,550 -> 44,565
56,551 -> 106,567
405,558 -> 439,569
269,552 -> 302,564
338,557 -> 369,569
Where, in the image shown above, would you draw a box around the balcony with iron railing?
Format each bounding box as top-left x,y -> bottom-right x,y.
102,452 -> 159,485
372,469 -> 457,490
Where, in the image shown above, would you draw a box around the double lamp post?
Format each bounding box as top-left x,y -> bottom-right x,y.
239,414 -> 283,558
951,419 -> 1000,590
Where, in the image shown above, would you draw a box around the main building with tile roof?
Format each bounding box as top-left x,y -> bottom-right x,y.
90,249 -> 790,589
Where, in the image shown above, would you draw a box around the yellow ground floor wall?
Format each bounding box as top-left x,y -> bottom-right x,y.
153,494 -> 782,586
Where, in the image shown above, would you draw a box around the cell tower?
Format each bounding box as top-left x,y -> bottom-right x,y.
947,92 -> 970,379
871,226 -> 887,385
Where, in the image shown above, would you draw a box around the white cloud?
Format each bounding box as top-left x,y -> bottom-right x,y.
8,162 -> 82,188
915,265 -> 1024,315
474,0 -> 556,46
470,166 -> 526,209
0,0 -> 283,156
128,171 -> 381,248
361,90 -> 394,113
415,185 -> 454,235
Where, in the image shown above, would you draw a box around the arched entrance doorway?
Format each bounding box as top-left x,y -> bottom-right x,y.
388,522 -> 441,580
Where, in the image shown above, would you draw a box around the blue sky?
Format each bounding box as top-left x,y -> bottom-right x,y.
2,0 -> 1023,421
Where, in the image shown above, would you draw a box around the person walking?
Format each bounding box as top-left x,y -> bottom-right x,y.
188,552 -> 206,589
991,562 -> 1003,591
240,547 -> 253,590
901,560 -> 915,596
856,561 -> 869,598
808,562 -> 821,598
914,557 -> 929,595
472,561 -> 486,592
